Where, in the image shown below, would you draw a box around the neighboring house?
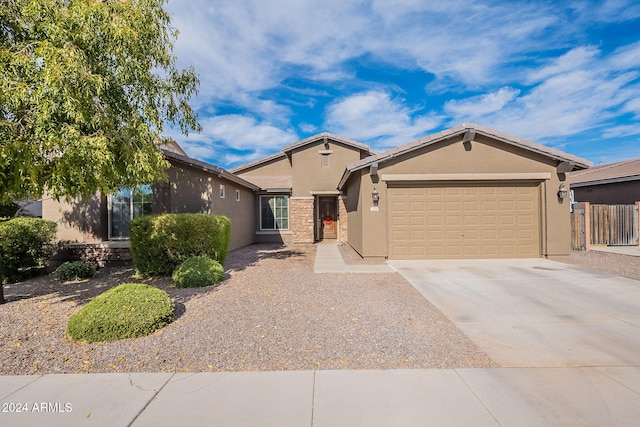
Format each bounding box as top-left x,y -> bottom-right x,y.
569,158 -> 640,204
44,124 -> 591,262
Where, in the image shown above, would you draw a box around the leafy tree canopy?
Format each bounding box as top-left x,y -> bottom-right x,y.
0,0 -> 200,203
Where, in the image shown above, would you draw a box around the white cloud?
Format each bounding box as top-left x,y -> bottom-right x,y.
602,124 -> 640,139
325,91 -> 443,148
445,87 -> 520,117
609,42 -> 640,70
169,114 -> 298,166
526,46 -> 600,84
299,123 -> 318,133
166,0 -> 568,106
444,43 -> 640,142
161,0 -> 640,162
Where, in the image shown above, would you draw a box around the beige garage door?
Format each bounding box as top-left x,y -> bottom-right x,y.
388,183 -> 540,259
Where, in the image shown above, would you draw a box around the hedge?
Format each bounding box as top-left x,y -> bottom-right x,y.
0,217 -> 57,284
129,213 -> 231,276
66,283 -> 174,343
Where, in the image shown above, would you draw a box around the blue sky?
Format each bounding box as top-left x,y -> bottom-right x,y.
163,0 -> 640,170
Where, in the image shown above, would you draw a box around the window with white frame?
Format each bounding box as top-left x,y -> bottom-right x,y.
260,195 -> 289,230
220,184 -> 225,198
109,185 -> 152,239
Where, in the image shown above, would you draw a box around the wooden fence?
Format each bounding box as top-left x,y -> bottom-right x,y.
571,207 -> 586,251
572,202 -> 639,250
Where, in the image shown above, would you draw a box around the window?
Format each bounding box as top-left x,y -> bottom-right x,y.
220,184 -> 225,198
110,185 -> 152,239
260,195 -> 289,230
236,190 -> 240,201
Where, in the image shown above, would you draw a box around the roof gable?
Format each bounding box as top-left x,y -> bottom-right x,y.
162,149 -> 259,191
156,138 -> 187,156
282,132 -> 371,154
231,132 -> 372,174
339,124 -> 592,189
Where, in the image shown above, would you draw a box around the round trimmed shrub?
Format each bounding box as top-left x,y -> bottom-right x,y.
53,261 -> 96,282
66,283 -> 174,343
172,256 -> 224,288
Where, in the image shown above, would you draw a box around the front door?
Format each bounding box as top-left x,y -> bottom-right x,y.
319,197 -> 338,240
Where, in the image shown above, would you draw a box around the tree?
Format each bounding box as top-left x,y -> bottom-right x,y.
0,0 -> 201,204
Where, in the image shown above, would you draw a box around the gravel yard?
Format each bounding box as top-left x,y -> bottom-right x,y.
566,250 -> 640,281
0,244 -> 496,375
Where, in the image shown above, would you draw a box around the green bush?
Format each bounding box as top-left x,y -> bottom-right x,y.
172,256 -> 225,288
53,261 -> 96,282
129,213 -> 231,276
66,283 -> 174,343
0,218 -> 57,283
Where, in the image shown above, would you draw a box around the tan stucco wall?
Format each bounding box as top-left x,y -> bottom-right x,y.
168,165 -> 255,251
290,140 -> 366,196
236,155 -> 291,178
43,163 -> 256,252
42,194 -> 106,243
344,170 -> 364,256
351,134 -> 572,260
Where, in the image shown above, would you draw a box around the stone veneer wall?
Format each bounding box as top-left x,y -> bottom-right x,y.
66,244 -> 132,267
338,196 -> 348,243
290,197 -> 315,243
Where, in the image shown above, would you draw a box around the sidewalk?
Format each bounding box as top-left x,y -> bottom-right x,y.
313,242 -> 395,273
2,367 -> 640,426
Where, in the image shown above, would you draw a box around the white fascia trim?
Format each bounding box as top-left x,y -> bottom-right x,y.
380,172 -> 551,181
290,196 -> 315,200
309,190 -> 341,195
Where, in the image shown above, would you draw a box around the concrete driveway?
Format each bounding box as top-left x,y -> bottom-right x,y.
389,258 -> 640,368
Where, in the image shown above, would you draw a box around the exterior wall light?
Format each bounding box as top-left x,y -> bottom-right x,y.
558,183 -> 568,199
372,188 -> 379,206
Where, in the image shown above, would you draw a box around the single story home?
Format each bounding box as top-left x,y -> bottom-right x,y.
44,124 -> 591,262
569,158 -> 640,204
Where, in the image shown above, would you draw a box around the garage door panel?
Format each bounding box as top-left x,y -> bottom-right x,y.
389,183 -> 540,259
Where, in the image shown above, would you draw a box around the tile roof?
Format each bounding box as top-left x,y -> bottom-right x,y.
338,124 -> 592,189
161,149 -> 260,191
282,132 -> 372,153
240,176 -> 292,191
569,158 -> 640,186
348,124 -> 591,172
230,132 -> 372,173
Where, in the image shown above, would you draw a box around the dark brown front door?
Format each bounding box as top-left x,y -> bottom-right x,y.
319,197 -> 337,240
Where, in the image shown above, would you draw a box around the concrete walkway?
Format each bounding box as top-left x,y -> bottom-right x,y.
590,245 -> 640,257
3,367 -> 640,426
313,242 -> 394,273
